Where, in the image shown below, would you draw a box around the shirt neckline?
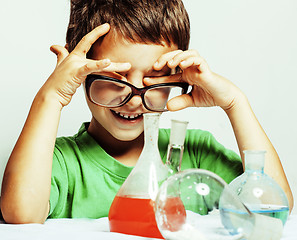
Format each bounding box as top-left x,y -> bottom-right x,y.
75,122 -> 134,179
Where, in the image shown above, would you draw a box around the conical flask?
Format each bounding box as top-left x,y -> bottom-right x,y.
108,113 -> 169,239
229,150 -> 289,225
166,119 -> 189,175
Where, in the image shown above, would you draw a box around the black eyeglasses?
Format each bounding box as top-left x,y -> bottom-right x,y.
85,74 -> 189,112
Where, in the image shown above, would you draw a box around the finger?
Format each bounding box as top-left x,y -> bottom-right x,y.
143,73 -> 182,85
76,59 -> 112,78
98,62 -> 131,73
154,50 -> 183,70
77,61 -> 131,78
72,23 -> 110,56
167,94 -> 194,111
179,56 -> 203,70
50,45 -> 69,65
168,50 -> 200,68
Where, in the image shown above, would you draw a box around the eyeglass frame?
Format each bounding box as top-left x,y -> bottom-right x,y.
85,74 -> 189,112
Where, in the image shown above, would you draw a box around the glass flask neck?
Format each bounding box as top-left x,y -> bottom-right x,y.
143,113 -> 160,148
115,112 -> 168,200
166,145 -> 184,174
244,150 -> 266,173
166,119 -> 188,174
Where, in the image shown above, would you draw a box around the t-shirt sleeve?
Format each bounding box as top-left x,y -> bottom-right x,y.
184,129 -> 243,183
48,146 -> 68,218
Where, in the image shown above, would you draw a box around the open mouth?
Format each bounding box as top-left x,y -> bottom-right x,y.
111,110 -> 143,121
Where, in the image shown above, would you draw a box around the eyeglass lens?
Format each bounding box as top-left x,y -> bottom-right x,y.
89,79 -> 185,111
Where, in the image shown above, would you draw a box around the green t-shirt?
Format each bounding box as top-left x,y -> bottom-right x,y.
49,123 -> 243,219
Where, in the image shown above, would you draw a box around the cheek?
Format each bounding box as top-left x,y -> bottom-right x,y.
85,96 -> 106,118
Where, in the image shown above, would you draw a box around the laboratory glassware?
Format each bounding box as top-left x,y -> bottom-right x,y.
108,113 -> 169,239
228,150 -> 289,225
155,169 -> 283,240
166,119 -> 188,175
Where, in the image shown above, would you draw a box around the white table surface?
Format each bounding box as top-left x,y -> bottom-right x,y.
0,215 -> 296,240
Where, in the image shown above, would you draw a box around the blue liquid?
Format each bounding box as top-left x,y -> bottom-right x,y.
246,204 -> 289,225
220,205 -> 289,236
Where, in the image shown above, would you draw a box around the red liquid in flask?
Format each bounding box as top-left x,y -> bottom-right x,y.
160,196 -> 187,232
109,196 -> 186,238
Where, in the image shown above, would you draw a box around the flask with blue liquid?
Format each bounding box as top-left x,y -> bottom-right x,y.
229,150 -> 290,225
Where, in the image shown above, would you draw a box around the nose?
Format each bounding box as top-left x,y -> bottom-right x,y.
125,95 -> 143,109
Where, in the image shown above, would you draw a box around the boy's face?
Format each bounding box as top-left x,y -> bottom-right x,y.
86,32 -> 178,142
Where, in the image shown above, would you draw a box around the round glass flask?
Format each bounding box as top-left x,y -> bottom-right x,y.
228,150 -> 289,225
108,113 -> 169,239
155,169 -> 284,240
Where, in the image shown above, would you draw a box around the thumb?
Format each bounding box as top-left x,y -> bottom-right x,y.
167,95 -> 194,111
50,45 -> 69,66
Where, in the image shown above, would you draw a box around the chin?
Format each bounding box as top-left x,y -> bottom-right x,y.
111,130 -> 143,142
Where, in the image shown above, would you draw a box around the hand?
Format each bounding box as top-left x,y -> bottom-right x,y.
145,49 -> 243,111
42,23 -> 131,108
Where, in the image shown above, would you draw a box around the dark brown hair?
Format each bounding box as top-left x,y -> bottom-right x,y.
66,0 -> 190,53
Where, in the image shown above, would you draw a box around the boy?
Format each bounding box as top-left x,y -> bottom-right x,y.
0,0 -> 293,223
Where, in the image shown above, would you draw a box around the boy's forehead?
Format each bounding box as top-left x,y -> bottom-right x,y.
91,31 -> 178,63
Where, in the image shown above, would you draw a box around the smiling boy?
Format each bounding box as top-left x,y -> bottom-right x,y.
0,0 -> 293,223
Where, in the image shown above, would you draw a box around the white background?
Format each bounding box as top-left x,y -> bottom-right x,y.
0,0 -> 296,213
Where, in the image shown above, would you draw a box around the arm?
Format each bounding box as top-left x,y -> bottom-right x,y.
0,89 -> 62,224
0,23 -> 131,223
147,49 -> 294,212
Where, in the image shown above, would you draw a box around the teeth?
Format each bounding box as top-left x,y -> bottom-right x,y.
114,111 -> 142,120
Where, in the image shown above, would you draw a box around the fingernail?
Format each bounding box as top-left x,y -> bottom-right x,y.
168,60 -> 174,66
102,59 -> 110,64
